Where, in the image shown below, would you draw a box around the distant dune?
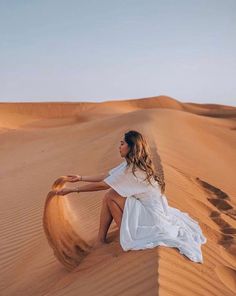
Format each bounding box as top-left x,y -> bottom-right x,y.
1,96 -> 236,130
0,96 -> 236,296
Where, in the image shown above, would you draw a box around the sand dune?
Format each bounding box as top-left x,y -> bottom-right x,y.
0,96 -> 236,295
1,95 -> 236,130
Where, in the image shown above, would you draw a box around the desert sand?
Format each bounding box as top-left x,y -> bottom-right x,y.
0,95 -> 236,295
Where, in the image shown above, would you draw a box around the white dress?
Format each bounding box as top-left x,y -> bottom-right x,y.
104,160 -> 207,263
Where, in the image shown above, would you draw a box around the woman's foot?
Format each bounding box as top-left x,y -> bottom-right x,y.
93,239 -> 108,249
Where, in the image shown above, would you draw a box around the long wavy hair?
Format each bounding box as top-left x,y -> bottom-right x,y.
124,130 -> 165,194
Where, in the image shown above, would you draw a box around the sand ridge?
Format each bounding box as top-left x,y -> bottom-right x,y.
0,96 -> 236,295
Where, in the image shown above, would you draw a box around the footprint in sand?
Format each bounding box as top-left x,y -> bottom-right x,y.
196,177 -> 236,220
195,178 -> 236,253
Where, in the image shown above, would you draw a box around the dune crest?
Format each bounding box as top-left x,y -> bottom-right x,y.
1,97 -> 236,295
1,95 -> 236,130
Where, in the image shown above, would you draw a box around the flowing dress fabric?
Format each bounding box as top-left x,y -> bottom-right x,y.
103,161 -> 207,263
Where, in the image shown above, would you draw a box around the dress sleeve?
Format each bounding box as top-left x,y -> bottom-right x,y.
103,162 -> 149,198
107,161 -> 126,175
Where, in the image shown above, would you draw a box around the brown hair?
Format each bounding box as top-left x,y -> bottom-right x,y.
124,130 -> 165,194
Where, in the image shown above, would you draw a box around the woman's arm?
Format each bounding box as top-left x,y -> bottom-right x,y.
55,181 -> 110,195
80,173 -> 109,182
72,181 -> 110,193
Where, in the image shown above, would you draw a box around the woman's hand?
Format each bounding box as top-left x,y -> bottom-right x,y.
65,175 -> 81,182
54,188 -> 75,196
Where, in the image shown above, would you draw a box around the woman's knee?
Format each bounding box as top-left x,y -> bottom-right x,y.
103,189 -> 115,204
103,190 -> 124,207
106,192 -> 126,211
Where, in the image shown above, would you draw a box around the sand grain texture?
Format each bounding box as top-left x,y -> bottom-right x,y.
0,96 -> 236,296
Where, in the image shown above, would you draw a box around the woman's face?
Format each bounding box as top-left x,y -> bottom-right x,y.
119,138 -> 130,158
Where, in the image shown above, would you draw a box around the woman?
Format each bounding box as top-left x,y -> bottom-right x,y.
55,130 -> 207,263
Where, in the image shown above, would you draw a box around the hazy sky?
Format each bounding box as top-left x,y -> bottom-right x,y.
1,0 -> 236,106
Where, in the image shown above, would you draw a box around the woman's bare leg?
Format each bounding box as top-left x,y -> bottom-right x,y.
96,196 -> 113,244
107,199 -> 123,229
94,190 -> 126,247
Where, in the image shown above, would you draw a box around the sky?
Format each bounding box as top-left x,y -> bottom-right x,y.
0,0 -> 236,106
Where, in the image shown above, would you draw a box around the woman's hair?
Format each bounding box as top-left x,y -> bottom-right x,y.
124,130 -> 165,194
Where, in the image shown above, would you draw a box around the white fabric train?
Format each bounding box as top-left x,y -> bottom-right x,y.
103,160 -> 207,263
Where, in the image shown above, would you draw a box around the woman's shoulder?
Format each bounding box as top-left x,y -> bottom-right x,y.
129,166 -> 159,186
108,160 -> 127,175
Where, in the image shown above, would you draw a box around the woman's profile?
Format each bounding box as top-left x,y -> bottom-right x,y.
55,130 -> 207,263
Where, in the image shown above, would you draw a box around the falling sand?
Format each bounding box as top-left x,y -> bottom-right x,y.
43,178 -> 93,271
0,95 -> 236,295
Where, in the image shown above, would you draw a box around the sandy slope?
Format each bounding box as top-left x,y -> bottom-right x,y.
0,96 -> 236,296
